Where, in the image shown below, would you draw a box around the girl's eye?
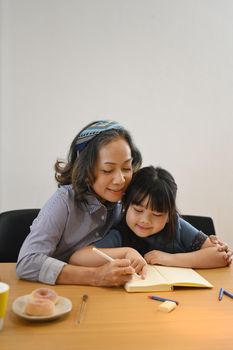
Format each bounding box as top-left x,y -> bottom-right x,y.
133,207 -> 143,213
152,213 -> 165,217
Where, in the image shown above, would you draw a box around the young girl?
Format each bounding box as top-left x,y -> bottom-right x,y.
69,166 -> 232,274
16,120 -> 143,286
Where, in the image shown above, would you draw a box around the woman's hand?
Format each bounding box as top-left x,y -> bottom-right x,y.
93,259 -> 136,287
209,235 -> 233,265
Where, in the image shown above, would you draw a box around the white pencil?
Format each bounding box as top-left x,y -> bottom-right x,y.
92,247 -> 115,262
92,247 -> 141,278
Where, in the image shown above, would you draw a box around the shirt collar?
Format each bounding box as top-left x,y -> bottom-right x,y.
84,192 -> 120,214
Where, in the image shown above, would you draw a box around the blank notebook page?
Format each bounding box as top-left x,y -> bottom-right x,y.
154,265 -> 212,286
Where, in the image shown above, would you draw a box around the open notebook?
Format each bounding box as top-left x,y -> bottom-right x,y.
124,265 -> 213,292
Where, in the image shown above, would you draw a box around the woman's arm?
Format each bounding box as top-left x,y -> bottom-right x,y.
56,260 -> 135,286
16,190 -> 69,284
144,237 -> 230,268
69,246 -> 147,275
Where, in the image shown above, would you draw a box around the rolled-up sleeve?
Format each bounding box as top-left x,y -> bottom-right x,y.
39,257 -> 67,285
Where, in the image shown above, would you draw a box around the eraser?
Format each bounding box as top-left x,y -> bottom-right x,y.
158,301 -> 177,313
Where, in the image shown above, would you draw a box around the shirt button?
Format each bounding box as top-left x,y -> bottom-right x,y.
101,215 -> 105,220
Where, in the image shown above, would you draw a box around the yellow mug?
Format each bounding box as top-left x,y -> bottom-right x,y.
0,282 -> 10,331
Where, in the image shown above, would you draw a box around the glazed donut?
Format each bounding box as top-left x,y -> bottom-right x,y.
30,288 -> 58,304
25,298 -> 55,316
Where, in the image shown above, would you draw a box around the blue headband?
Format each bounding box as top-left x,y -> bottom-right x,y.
75,120 -> 124,155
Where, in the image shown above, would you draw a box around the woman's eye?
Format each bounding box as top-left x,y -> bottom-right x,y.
102,170 -> 112,174
122,168 -> 132,172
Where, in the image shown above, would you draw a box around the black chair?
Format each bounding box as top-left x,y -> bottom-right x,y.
0,209 -> 40,262
181,215 -> 216,236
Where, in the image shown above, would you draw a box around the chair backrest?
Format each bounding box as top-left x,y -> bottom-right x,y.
181,215 -> 216,236
0,209 -> 40,262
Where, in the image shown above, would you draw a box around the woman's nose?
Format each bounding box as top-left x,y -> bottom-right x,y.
112,171 -> 125,185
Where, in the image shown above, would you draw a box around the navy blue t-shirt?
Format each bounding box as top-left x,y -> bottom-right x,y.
95,216 -> 208,256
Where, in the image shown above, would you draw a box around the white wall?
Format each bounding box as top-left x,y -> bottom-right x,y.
1,0 -> 233,245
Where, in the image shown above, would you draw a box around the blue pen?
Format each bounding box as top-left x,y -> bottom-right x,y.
223,289 -> 233,299
218,287 -> 224,301
148,295 -> 179,305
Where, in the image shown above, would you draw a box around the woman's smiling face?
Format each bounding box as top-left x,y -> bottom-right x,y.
91,137 -> 133,202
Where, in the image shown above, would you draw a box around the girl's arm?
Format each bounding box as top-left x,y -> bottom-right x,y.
144,237 -> 230,268
69,246 -> 147,275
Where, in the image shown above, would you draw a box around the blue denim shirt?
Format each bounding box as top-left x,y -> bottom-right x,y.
16,185 -> 122,284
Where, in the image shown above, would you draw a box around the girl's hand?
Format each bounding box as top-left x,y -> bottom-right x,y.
144,250 -> 172,266
124,248 -> 147,278
209,235 -> 233,265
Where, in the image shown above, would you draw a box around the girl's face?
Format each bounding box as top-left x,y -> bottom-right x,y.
92,137 -> 133,202
126,196 -> 169,237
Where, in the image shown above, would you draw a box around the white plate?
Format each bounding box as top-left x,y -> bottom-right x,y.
12,295 -> 72,321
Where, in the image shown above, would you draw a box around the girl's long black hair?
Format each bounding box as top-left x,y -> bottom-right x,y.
122,166 -> 178,238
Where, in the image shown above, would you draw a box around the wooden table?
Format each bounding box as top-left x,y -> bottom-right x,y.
1,263 -> 233,350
